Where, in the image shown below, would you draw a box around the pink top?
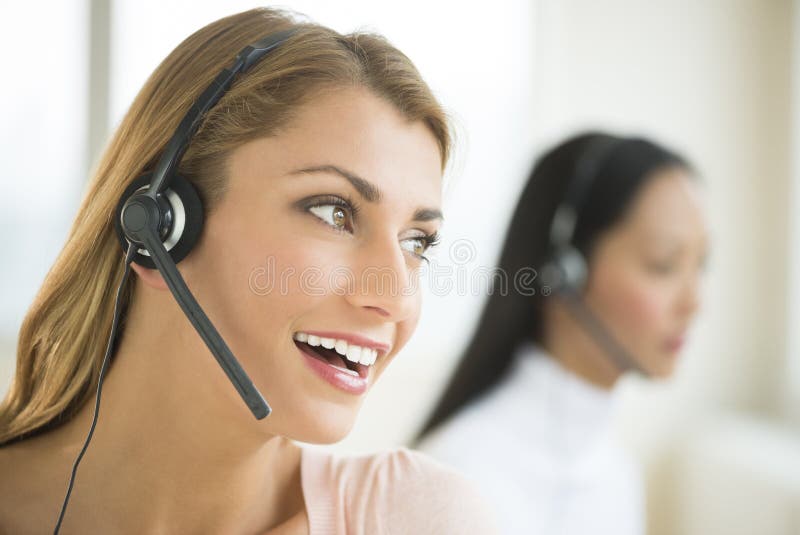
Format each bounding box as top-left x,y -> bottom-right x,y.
300,446 -> 499,534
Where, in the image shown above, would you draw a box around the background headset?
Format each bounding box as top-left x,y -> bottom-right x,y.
536,136 -> 647,376
54,29 -> 296,534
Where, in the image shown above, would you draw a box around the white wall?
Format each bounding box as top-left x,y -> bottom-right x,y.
787,0 -> 800,426
0,0 -> 89,341
676,414 -> 800,535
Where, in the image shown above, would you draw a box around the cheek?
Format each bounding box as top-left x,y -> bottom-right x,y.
237,236 -> 351,325
189,219 -> 338,340
373,285 -> 422,376
588,269 -> 670,340
396,294 -> 422,346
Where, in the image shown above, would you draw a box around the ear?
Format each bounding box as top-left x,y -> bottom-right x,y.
130,261 -> 169,291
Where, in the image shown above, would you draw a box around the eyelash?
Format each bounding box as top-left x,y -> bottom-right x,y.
647,260 -> 676,275
301,194 -> 441,262
305,194 -> 361,233
412,231 -> 441,264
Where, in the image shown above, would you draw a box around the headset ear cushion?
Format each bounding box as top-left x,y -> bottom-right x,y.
539,246 -> 589,294
556,246 -> 588,291
113,173 -> 204,269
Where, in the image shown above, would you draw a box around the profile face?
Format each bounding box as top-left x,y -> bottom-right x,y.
583,167 -> 708,378
178,86 -> 443,443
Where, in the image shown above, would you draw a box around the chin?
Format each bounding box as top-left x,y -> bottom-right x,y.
292,422 -> 355,445
282,402 -> 360,444
642,355 -> 679,379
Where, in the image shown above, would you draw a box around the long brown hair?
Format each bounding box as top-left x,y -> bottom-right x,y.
0,7 -> 451,446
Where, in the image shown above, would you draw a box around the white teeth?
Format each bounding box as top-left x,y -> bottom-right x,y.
359,348 -> 373,366
346,345 -> 362,364
330,364 -> 360,377
294,332 -> 382,366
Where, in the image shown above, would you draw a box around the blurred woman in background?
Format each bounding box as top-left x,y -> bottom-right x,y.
416,131 -> 709,535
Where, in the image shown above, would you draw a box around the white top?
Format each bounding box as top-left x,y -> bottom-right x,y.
417,343 -> 644,535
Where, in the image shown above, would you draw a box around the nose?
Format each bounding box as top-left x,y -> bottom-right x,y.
344,232 -> 419,322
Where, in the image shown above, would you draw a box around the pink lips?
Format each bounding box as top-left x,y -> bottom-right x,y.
294,340 -> 370,395
664,335 -> 685,353
294,330 -> 392,395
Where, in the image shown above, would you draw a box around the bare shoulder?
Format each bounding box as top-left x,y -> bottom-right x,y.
359,447 -> 500,534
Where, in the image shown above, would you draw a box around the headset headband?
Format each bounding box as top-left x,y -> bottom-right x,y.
148,29 -> 296,198
547,136 -> 625,252
117,28 -> 297,421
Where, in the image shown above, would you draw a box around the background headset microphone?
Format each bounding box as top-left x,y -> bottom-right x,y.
53,29 -> 295,535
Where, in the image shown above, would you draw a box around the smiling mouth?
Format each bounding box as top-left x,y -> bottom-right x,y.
293,340 -> 370,379
292,331 -> 384,378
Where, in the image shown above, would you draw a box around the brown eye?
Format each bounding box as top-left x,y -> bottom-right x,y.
332,207 -> 346,228
401,237 -> 427,257
646,259 -> 677,275
400,231 -> 439,262
309,204 -> 351,232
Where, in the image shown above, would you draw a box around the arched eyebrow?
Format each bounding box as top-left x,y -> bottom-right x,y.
289,164 -> 443,222
290,165 -> 381,202
413,208 -> 444,222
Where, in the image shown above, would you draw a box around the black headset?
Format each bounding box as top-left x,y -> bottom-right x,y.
114,29 -> 300,418
536,135 -> 647,375
54,29 -> 296,534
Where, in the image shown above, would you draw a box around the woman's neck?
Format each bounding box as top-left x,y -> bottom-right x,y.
15,302 -> 306,533
540,301 -> 622,391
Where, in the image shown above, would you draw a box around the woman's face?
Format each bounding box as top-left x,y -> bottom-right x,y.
180,87 -> 443,443
583,167 -> 708,378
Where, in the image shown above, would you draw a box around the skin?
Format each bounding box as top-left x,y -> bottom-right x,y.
542,168 -> 708,389
0,86 -> 443,534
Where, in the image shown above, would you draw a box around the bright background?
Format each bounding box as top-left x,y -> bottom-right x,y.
2,1 -> 799,534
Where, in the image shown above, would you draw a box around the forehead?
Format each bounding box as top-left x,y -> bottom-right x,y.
240,86 -> 443,203
623,168 -> 707,243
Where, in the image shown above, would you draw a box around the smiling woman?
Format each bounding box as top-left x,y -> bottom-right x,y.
0,7 -> 497,535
